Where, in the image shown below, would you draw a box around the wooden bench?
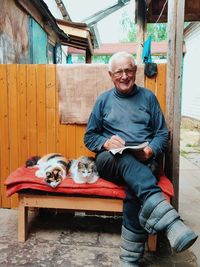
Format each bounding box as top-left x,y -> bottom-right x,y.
2,64 -> 169,253
18,192 -> 157,251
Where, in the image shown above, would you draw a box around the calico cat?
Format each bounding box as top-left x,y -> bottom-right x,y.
69,156 -> 99,184
25,153 -> 71,188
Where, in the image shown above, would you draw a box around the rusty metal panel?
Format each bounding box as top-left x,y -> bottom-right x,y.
0,0 -> 29,63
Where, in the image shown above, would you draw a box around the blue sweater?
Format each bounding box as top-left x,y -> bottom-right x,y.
84,85 -> 169,157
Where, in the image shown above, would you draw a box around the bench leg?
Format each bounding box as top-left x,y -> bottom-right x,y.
148,234 -> 157,251
18,203 -> 28,242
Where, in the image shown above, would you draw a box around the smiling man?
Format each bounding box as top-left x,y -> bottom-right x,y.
84,52 -> 197,266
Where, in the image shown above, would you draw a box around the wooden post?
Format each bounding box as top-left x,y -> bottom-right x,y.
18,198 -> 28,242
166,0 -> 185,210
86,49 -> 92,63
135,0 -> 146,64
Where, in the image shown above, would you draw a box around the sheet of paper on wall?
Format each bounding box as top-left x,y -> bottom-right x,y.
110,142 -> 149,155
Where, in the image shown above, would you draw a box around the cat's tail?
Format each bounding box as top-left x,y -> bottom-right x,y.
25,156 -> 41,168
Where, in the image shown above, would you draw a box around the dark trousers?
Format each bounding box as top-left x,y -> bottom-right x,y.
96,151 -> 161,232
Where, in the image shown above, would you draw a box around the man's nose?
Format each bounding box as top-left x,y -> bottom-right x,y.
121,70 -> 128,78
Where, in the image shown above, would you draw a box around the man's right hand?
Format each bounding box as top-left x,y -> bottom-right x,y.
103,135 -> 125,150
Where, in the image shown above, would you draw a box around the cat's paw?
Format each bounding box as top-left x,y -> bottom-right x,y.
87,177 -> 99,184
72,177 -> 87,184
48,180 -> 61,188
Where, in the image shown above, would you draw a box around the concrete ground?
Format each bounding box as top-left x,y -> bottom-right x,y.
0,128 -> 200,267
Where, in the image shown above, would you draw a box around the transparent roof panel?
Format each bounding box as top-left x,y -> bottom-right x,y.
43,0 -> 63,19
63,0 -> 118,22
44,0 -> 135,43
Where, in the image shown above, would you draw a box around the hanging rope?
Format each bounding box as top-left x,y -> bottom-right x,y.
153,0 -> 168,28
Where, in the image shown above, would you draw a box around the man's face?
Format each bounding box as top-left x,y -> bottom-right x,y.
109,57 -> 137,94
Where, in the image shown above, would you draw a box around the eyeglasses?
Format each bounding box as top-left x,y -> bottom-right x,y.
111,68 -> 136,78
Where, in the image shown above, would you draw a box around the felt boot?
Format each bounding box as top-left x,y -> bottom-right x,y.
139,192 -> 198,253
120,225 -> 147,267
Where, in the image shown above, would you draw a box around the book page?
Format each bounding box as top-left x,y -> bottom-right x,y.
110,142 -> 149,155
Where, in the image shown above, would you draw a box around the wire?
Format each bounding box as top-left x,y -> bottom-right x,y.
153,0 -> 168,28
146,0 -> 152,12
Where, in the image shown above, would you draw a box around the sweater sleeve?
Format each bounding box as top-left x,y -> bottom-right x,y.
84,99 -> 107,153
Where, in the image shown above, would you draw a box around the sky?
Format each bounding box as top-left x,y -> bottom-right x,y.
44,0 -> 135,43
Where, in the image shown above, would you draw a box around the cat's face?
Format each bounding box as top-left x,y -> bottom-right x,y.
77,162 -> 96,178
44,168 -> 64,188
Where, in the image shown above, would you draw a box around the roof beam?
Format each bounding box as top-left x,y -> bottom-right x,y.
54,0 -> 71,21
57,20 -> 94,54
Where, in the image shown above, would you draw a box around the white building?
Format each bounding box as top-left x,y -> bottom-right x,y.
182,22 -> 200,121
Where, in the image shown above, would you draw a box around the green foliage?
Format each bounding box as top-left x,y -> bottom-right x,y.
92,55 -> 111,64
120,11 -> 167,42
147,24 -> 167,41
75,55 -> 85,63
180,149 -> 189,157
75,55 -> 111,64
120,12 -> 136,42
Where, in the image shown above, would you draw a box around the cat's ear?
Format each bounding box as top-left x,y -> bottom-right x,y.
67,160 -> 72,170
88,156 -> 95,162
78,162 -> 83,168
90,163 -> 97,172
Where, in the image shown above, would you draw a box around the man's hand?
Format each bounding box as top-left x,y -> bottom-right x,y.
103,135 -> 125,151
133,146 -> 153,162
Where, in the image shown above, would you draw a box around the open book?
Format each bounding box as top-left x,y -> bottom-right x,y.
110,141 -> 149,155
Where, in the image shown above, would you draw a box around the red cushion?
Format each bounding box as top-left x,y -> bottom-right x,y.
5,167 -> 174,200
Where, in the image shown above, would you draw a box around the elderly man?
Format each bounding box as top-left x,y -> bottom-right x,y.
84,52 -> 197,266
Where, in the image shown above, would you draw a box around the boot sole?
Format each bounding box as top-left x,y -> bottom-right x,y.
175,232 -> 198,253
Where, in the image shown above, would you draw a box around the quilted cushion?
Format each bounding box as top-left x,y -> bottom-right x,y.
5,167 -> 174,200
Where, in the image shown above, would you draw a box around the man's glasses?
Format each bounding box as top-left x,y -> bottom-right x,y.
111,68 -> 136,78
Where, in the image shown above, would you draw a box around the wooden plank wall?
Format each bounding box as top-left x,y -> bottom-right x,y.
0,64 -> 166,208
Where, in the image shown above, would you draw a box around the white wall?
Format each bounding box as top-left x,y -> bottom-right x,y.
182,23 -> 200,121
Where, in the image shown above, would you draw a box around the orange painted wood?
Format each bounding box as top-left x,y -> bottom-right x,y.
66,125 -> 77,158
36,65 -> 47,155
145,74 -> 156,94
76,125 -> 91,157
17,65 -> 28,165
27,65 -> 37,156
0,64 -> 166,208
7,65 -> 19,207
46,65 -> 56,153
155,64 -> 166,115
0,65 -> 10,208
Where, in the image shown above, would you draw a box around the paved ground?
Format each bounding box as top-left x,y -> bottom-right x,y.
0,128 -> 200,267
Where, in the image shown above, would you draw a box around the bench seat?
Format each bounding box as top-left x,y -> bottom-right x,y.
5,166 -> 174,250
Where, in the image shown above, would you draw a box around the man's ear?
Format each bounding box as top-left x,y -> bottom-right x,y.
108,71 -> 112,78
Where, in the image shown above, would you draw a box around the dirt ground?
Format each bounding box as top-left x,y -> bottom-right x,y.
180,119 -> 200,167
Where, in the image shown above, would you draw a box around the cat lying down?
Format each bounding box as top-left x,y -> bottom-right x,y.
26,153 -> 71,188
25,154 -> 99,188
